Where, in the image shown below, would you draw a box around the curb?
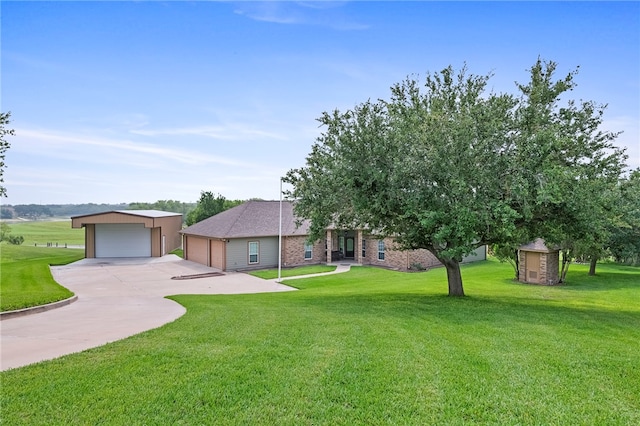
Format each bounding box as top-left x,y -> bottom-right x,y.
0,295 -> 78,321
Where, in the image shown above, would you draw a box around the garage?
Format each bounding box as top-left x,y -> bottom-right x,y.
71,210 -> 183,259
95,223 -> 151,257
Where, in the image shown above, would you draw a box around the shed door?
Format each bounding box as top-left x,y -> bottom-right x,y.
525,251 -> 541,282
95,223 -> 151,258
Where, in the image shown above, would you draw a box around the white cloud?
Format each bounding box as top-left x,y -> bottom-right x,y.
130,125 -> 288,141
232,1 -> 368,30
15,128 -> 249,167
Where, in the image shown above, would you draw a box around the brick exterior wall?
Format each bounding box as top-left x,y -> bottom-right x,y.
518,250 -> 560,285
282,235 -> 326,267
285,231 -> 485,272
544,251 -> 560,285
361,236 -> 441,271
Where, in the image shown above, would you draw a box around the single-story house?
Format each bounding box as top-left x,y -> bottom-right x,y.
71,210 -> 182,258
180,200 -> 486,271
518,238 -> 560,285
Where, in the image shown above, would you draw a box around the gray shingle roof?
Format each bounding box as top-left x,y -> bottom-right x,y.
519,238 -> 559,253
180,200 -> 310,239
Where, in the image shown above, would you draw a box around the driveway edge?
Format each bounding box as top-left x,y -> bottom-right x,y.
0,295 -> 78,321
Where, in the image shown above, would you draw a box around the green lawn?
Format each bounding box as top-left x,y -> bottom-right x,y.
4,220 -> 85,246
249,264 -> 337,279
0,244 -> 84,311
1,260 -> 639,424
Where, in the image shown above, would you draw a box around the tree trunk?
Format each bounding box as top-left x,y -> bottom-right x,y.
514,249 -> 520,280
588,256 -> 597,276
442,259 -> 465,297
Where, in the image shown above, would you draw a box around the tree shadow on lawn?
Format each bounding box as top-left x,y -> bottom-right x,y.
558,268 -> 640,292
289,288 -> 640,330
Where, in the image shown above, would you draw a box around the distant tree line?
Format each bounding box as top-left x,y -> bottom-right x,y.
1,203 -> 129,219
128,200 -> 196,220
1,191 -> 245,227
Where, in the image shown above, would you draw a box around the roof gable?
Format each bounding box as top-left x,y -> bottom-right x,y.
180,200 -> 310,239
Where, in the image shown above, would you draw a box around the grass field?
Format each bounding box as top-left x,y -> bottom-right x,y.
1,259 -> 638,424
3,220 -> 84,246
249,264 -> 337,279
0,244 -> 84,311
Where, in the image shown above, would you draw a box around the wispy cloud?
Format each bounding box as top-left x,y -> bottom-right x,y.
130,125 -> 287,141
233,1 -> 368,30
16,128 -> 249,167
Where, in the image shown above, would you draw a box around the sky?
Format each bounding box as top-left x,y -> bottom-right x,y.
1,1 -> 639,205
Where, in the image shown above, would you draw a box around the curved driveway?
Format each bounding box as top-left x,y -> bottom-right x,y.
1,255 -> 296,371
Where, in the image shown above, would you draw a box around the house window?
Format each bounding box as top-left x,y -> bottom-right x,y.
362,239 -> 366,258
377,240 -> 385,261
248,241 -> 259,264
304,243 -> 313,260
339,236 -> 345,255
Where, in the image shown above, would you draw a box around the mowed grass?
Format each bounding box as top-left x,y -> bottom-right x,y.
2,260 -> 639,424
249,264 -> 337,279
5,220 -> 85,246
0,244 -> 84,311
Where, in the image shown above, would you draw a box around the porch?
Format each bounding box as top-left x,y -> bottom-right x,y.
325,229 -> 364,264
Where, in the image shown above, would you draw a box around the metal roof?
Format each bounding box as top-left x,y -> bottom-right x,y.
71,210 -> 181,219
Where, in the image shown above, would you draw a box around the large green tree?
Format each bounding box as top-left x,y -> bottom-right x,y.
185,191 -> 242,226
286,65 -> 518,296
510,60 -> 626,280
0,112 -> 15,198
285,59 -> 626,296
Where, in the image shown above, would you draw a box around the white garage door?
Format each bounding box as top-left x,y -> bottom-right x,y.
95,223 -> 151,258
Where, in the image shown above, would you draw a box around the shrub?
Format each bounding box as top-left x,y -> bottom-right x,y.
7,235 -> 24,245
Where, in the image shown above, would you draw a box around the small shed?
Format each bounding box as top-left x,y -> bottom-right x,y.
71,210 -> 182,258
518,238 -> 560,285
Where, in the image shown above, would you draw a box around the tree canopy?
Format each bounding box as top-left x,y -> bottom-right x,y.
185,191 -> 242,226
285,59 -> 627,296
0,112 -> 15,198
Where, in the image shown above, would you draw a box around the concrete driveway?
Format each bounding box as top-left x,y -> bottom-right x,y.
0,255 -> 296,371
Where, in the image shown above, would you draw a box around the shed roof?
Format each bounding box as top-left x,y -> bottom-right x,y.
180,200 -> 310,239
519,238 -> 559,253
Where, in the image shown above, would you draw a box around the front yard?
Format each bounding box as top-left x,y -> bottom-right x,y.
2,259 -> 639,424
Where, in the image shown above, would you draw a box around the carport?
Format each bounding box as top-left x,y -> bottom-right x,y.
71,210 -> 182,258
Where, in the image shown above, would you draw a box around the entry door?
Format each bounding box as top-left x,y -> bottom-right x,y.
345,237 -> 355,258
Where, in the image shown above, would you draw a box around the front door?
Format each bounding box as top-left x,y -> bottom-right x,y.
345,237 -> 355,258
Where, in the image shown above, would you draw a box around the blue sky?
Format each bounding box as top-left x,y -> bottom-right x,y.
2,1 -> 638,205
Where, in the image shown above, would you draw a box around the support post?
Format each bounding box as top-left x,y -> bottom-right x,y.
277,178 -> 283,283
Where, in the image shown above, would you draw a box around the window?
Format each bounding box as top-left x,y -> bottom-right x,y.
362,239 -> 366,258
377,240 -> 385,261
248,241 -> 259,264
304,242 -> 313,260
339,236 -> 345,255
